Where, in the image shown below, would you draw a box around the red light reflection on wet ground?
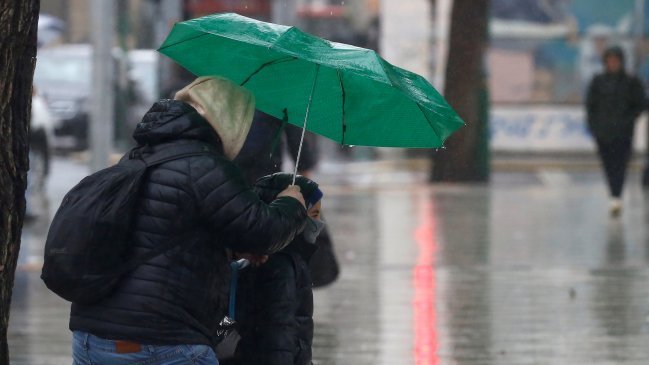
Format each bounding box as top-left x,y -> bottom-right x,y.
413,196 -> 439,365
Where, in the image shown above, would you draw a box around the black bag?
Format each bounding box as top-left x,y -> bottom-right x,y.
643,162 -> 649,188
41,144 -> 212,304
308,224 -> 340,288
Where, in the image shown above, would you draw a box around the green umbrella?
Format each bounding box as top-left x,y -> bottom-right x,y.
159,13 -> 463,178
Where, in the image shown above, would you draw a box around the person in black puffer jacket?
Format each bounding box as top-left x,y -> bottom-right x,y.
228,173 -> 325,365
70,76 -> 308,365
586,46 -> 645,216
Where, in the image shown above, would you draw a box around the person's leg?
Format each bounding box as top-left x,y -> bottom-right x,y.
71,331 -> 92,365
596,139 -> 617,197
608,138 -> 633,199
169,344 -> 220,364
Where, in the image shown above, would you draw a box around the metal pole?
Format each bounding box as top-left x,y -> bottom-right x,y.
90,0 -> 116,171
154,0 -> 183,96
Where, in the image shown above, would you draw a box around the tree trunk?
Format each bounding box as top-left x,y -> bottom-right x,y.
0,1 -> 40,363
431,0 -> 490,182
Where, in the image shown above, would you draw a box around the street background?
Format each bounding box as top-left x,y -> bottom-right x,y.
12,0 -> 649,364
12,157 -> 649,364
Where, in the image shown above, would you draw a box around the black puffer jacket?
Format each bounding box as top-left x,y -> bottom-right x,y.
230,174 -> 319,365
70,100 -> 307,347
586,48 -> 645,143
234,240 -> 316,365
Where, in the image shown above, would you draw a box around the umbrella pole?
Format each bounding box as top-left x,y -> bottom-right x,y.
292,64 -> 321,185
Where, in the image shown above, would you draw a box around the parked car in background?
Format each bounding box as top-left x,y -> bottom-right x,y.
34,44 -> 91,150
34,44 -> 159,150
126,49 -> 160,133
128,49 -> 160,106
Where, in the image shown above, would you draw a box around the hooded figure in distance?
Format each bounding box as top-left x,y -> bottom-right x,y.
586,46 -> 645,216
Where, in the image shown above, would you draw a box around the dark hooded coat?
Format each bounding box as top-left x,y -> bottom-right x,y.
234,111 -> 318,184
231,173 -> 320,365
586,47 -> 645,142
69,100 -> 307,347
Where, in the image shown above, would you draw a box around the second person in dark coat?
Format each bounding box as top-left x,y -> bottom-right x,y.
230,173 -> 325,365
234,111 -> 339,287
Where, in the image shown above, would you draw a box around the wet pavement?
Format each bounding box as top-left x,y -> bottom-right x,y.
9,157 -> 649,364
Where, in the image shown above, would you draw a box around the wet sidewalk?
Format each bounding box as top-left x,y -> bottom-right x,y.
9,158 -> 649,364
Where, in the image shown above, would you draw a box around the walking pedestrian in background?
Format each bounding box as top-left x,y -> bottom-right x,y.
586,46 -> 645,216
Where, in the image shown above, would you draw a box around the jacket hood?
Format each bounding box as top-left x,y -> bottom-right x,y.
175,76 -> 255,160
603,46 -> 626,71
132,99 -> 223,152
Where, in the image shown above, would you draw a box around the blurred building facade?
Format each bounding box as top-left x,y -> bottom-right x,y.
41,0 -> 378,48
41,0 -> 379,93
41,0 -> 148,46
38,0 -> 649,155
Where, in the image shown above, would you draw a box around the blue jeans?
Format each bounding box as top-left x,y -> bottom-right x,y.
72,331 -> 219,365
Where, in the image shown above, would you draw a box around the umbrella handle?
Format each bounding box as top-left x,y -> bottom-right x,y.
292,64 -> 321,185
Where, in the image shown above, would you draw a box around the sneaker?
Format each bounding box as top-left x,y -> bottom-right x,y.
610,198 -> 623,217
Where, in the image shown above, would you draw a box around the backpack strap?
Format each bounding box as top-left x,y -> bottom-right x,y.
129,142 -> 217,167
228,259 -> 250,320
116,143 -> 216,275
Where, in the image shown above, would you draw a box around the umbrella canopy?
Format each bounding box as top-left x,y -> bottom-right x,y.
158,13 -> 463,148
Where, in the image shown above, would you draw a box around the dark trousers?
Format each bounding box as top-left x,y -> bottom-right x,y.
596,138 -> 633,198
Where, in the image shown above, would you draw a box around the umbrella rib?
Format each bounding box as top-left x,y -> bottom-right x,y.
415,103 -> 444,145
157,32 -> 210,52
337,70 -> 347,145
240,57 -> 297,86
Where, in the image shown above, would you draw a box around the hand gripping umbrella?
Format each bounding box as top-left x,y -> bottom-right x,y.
158,13 -> 464,183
